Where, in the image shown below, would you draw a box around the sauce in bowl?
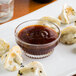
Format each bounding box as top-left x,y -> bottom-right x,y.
16,25 -> 59,56
18,25 -> 58,44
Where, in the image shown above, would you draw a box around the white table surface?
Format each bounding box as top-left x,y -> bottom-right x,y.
0,0 -> 76,76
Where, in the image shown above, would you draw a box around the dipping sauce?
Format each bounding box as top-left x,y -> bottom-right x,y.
16,25 -> 59,56
18,25 -> 58,44
72,74 -> 76,76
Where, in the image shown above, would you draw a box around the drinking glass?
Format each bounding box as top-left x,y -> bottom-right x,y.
0,0 -> 14,23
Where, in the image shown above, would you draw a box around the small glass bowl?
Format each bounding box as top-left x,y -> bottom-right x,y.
15,20 -> 61,59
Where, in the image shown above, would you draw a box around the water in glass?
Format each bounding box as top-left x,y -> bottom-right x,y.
0,0 -> 14,23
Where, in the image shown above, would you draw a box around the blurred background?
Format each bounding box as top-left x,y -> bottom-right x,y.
0,0 -> 56,24
13,0 -> 56,20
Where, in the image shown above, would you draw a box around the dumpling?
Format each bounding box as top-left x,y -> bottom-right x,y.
38,16 -> 61,26
0,38 -> 9,57
58,4 -> 76,24
60,26 -> 76,44
17,61 -> 47,76
1,46 -> 23,71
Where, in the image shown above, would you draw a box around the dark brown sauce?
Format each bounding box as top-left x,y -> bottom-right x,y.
72,74 -> 76,76
18,25 -> 58,44
17,25 -> 59,55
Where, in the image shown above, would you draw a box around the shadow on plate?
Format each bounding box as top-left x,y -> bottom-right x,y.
72,48 -> 76,54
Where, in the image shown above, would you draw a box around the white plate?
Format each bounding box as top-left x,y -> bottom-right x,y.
0,0 -> 76,76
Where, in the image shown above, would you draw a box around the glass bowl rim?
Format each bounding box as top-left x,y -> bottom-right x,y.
15,19 -> 61,47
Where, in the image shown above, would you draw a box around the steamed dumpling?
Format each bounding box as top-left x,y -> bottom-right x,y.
1,46 -> 23,71
0,38 -> 9,57
17,61 -> 47,76
60,26 -> 76,44
59,4 -> 76,24
38,16 -> 61,26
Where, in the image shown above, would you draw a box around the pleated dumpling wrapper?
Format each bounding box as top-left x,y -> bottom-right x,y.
60,26 -> 76,44
58,4 -> 76,24
17,61 -> 47,76
1,46 -> 23,71
0,38 -> 9,57
38,16 -> 61,26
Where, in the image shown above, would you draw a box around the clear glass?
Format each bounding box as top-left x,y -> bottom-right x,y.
0,0 -> 14,23
15,20 -> 61,59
